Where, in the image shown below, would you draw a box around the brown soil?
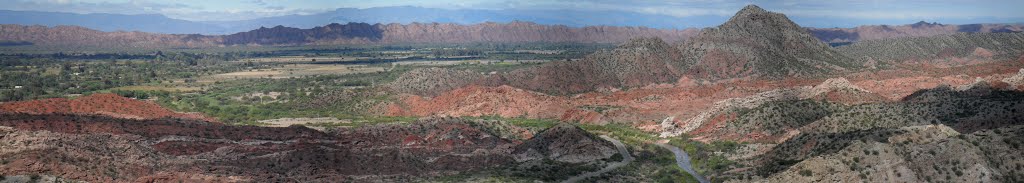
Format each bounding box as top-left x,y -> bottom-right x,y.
0,93 -> 214,122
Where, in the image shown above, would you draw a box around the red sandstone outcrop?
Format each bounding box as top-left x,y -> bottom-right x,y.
0,93 -> 213,121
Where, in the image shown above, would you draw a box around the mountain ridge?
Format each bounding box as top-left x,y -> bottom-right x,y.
679,5 -> 857,80
2,6 -> 1021,37
0,22 -> 699,48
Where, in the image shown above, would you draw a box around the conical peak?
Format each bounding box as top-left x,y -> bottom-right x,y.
719,4 -> 800,31
738,4 -> 768,14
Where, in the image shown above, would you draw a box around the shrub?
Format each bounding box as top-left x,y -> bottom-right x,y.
799,169 -> 813,176
610,153 -> 624,162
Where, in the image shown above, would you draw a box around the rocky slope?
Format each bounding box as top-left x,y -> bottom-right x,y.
837,32 -> 1024,63
809,21 -> 1024,43
513,123 -> 617,163
739,124 -> 1024,183
664,78 -> 1024,181
222,23 -> 382,45
678,5 -> 858,80
0,93 -> 212,121
385,67 -> 484,97
0,113 -> 615,182
660,77 -> 886,141
486,37 -> 686,95
1002,68 -> 1024,87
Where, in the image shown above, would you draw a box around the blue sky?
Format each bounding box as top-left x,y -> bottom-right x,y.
1,0 -> 1022,27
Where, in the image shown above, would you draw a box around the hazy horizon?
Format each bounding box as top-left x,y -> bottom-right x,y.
1,0 -> 1022,29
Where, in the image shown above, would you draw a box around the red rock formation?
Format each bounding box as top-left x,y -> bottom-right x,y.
0,93 -> 214,122
386,85 -> 570,118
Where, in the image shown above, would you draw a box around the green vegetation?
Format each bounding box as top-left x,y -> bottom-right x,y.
655,167 -> 700,183
590,144 -> 700,183
2,42 -> 618,128
469,115 -> 561,130
0,53 -> 261,101
670,139 -> 742,176
427,156 -> 605,182
577,105 -> 624,114
839,32 -> 1024,62
452,116 -> 717,182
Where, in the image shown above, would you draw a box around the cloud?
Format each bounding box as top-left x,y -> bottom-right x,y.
249,0 -> 267,6
0,0 -> 196,15
266,6 -> 286,10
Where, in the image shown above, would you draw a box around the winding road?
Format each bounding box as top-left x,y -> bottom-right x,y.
656,143 -> 710,183
561,135 -> 634,183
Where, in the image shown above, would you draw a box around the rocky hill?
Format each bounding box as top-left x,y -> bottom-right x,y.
660,77 -> 887,141
0,114 -> 618,181
658,78 -> 1024,181
487,37 -> 685,94
222,23 -> 382,45
837,32 -> 1024,63
678,5 -> 858,80
808,21 -> 1024,43
385,67 -> 484,96
0,112 -> 624,181
512,123 -> 617,163
742,124 -> 1024,182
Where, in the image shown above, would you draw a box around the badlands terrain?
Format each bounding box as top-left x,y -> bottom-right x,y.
1,4 -> 1024,183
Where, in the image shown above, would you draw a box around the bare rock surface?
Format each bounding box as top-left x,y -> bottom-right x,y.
513,123 -> 617,163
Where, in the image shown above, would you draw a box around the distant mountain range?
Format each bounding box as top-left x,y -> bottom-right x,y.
0,22 -> 698,49
809,21 -> 1024,43
0,10 -> 224,34
205,6 -> 722,35
0,7 -> 719,35
1,5 -> 1022,50
2,7 -> 1021,37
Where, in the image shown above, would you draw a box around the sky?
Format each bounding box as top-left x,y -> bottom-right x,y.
1,0 -> 1023,26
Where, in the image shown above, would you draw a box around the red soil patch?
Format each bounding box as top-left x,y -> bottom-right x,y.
691,112 -> 737,135
0,93 -> 214,122
560,109 -> 605,124
385,85 -> 570,118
